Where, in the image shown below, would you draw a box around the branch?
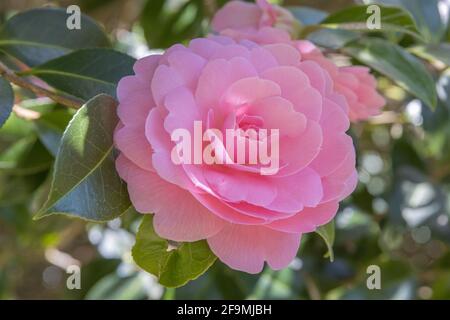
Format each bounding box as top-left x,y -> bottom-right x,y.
0,61 -> 83,109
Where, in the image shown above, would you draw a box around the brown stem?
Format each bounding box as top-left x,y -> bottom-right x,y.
303,272 -> 321,300
0,61 -> 83,109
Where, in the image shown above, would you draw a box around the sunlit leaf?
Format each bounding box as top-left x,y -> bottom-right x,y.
321,5 -> 421,40
35,94 -> 131,221
132,215 -> 217,288
316,220 -> 335,262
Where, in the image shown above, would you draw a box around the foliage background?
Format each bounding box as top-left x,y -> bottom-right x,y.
1,0 -> 450,299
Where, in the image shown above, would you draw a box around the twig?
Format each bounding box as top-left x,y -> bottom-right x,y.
0,61 -> 83,109
303,272 -> 321,300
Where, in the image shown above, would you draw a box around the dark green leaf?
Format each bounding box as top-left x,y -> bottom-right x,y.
368,0 -> 447,43
0,136 -> 53,175
132,215 -> 217,288
343,38 -> 437,108
308,29 -> 360,49
141,0 -> 204,49
0,8 -> 110,66
321,5 -> 421,40
316,220 -> 335,262
34,109 -> 73,156
27,49 -> 135,100
0,173 -> 44,206
0,77 -> 14,129
35,94 -> 131,221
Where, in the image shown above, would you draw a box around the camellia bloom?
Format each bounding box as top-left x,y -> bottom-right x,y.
115,36 -> 357,273
211,0 -> 299,44
296,41 -> 385,121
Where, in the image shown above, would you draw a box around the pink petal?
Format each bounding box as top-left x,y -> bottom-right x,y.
151,65 -> 184,107
277,120 -> 323,176
116,154 -> 226,241
114,124 -> 154,172
195,57 -> 257,112
261,66 -> 322,121
268,201 -> 339,233
223,77 -> 281,107
250,46 -> 278,73
310,133 -> 353,177
211,1 -> 261,32
167,50 -> 206,90
189,38 -> 223,59
263,43 -> 301,66
145,107 -> 191,188
249,96 -> 306,137
163,86 -> 200,133
203,168 -> 277,207
207,224 -> 301,273
133,54 -> 161,82
266,167 -> 323,213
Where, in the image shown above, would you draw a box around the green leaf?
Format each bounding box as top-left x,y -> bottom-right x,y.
321,5 -> 421,40
85,273 -> 147,300
132,215 -> 217,288
0,136 -> 53,175
287,6 -> 328,26
35,94 -> 131,221
315,220 -> 335,262
409,44 -> 450,67
0,77 -> 14,129
34,109 -> 73,156
367,0 -> 447,43
27,49 -> 135,100
308,29 -> 360,49
343,38 -> 437,108
141,0 -> 204,49
0,173 -> 44,206
0,8 -> 110,66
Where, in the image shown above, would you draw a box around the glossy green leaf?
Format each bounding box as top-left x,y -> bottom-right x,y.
308,29 -> 360,49
288,6 -> 327,26
141,0 -> 204,49
27,49 -> 135,100
343,38 -> 437,108
316,220 -> 335,262
368,0 -> 447,43
0,7 -> 110,66
321,5 -> 421,40
0,77 -> 14,129
132,215 -> 217,288
35,94 -> 131,221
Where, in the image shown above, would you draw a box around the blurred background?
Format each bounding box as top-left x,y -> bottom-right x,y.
1,0 -> 450,299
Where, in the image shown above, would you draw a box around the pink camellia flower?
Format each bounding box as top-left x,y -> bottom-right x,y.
114,35 -> 357,273
295,41 -> 385,121
211,0 -> 299,44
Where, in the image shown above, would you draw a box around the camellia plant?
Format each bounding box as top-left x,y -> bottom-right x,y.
1,0 -> 449,297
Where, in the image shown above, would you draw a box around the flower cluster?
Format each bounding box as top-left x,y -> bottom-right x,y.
114,0 -> 385,273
